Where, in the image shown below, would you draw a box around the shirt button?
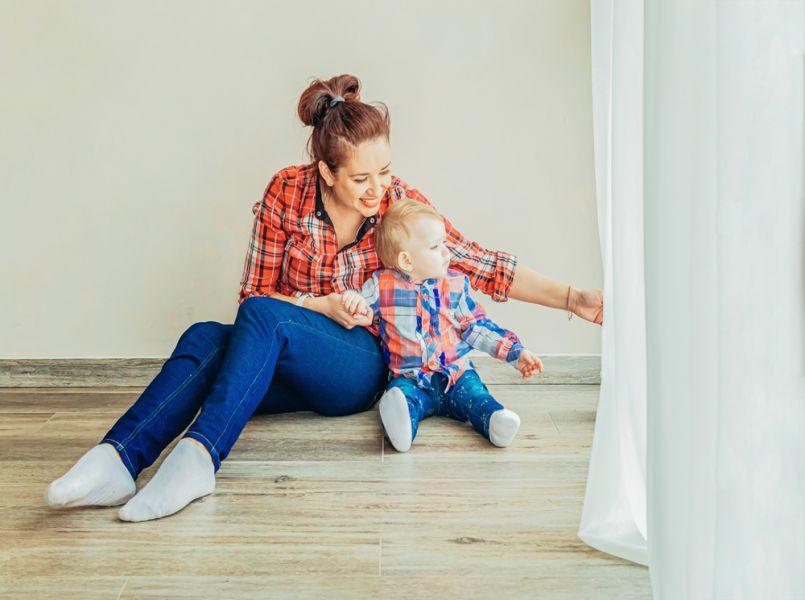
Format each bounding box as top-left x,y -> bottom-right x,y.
316,211 -> 321,217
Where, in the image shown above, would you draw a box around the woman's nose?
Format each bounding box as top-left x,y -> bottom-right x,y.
370,178 -> 387,198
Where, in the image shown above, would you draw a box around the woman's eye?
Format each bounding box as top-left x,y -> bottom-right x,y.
354,171 -> 389,184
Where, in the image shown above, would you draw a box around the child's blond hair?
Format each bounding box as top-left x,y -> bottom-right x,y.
375,198 -> 443,269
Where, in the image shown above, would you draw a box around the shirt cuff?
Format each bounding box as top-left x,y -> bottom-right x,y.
505,343 -> 525,366
238,288 -> 277,304
495,332 -> 524,365
489,252 -> 518,303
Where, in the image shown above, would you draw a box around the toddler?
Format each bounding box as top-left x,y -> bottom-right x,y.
342,199 -> 543,452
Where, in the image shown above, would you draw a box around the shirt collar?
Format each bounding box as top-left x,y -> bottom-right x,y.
314,171 -> 378,247
396,269 -> 441,287
314,171 -> 331,224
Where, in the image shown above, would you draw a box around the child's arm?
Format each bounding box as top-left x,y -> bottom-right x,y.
341,272 -> 381,320
453,274 -> 543,378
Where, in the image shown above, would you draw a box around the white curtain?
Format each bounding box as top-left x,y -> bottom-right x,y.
583,1 -> 805,598
579,0 -> 649,567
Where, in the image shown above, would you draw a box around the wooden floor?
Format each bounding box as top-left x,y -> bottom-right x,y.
0,379 -> 651,599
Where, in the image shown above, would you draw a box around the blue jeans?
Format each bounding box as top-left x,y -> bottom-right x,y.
102,297 -> 389,477
386,370 -> 504,444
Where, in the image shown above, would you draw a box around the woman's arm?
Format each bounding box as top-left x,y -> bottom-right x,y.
239,175 -> 287,303
509,263 -> 604,325
509,263 -> 575,309
394,179 -> 604,324
271,293 -> 372,329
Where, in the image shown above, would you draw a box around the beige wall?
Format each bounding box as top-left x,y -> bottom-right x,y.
0,0 -> 601,359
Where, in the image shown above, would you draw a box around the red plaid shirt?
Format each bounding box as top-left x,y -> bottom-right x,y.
239,162 -> 518,334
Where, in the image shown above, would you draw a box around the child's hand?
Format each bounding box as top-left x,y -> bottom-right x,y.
341,290 -> 372,319
516,350 -> 543,380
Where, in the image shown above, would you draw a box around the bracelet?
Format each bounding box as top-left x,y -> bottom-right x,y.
295,293 -> 312,307
566,284 -> 574,321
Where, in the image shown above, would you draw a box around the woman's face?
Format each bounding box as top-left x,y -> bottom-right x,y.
319,136 -> 392,219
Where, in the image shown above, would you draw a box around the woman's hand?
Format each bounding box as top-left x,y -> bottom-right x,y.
570,287 -> 604,325
516,349 -> 543,380
322,293 -> 373,329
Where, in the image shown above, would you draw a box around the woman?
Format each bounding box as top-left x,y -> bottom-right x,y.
44,74 -> 604,522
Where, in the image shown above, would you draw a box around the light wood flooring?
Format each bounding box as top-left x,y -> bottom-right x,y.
0,378 -> 651,599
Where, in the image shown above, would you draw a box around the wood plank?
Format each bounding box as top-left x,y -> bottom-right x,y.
0,358 -> 168,388
0,382 -> 650,598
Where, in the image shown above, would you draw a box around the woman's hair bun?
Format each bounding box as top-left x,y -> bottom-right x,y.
296,73 -> 390,168
297,74 -> 362,128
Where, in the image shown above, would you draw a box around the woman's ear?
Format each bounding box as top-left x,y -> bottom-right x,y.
397,251 -> 413,273
318,160 -> 335,187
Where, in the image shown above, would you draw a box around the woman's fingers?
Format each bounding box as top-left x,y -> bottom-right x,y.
353,312 -> 372,327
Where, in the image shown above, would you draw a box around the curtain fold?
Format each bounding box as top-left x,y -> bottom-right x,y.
579,0 -> 648,566
583,1 -> 804,597
644,1 -> 804,597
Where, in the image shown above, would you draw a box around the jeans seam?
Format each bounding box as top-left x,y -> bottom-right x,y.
247,297 -> 381,356
186,430 -> 216,451
117,344 -> 223,451
285,321 -> 382,356
184,431 -> 218,466
208,319 -> 290,453
100,437 -> 137,478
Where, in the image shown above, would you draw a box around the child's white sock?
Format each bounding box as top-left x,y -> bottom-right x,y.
379,387 -> 413,452
489,409 -> 520,447
118,438 -> 215,522
44,443 -> 136,508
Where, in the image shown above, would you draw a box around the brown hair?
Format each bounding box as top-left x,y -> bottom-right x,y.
297,74 -> 390,173
375,199 -> 443,269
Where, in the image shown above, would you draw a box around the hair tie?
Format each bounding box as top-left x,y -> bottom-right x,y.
329,95 -> 345,107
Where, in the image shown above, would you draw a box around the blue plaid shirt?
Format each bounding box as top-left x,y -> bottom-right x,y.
356,268 -> 525,391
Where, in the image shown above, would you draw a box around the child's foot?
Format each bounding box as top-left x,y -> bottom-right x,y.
44,443 -> 136,508
379,387 -> 413,452
118,438 -> 214,522
489,409 -> 520,447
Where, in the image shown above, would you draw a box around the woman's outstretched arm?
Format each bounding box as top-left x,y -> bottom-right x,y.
509,263 -> 604,325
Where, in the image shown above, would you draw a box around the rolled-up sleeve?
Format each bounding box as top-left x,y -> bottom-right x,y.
398,181 -> 518,302
453,274 -> 525,365
238,174 -> 287,304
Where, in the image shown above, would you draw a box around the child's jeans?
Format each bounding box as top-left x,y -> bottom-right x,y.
101,297 -> 389,477
386,370 -> 504,444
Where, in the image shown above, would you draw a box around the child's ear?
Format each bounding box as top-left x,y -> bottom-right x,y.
397,251 -> 413,273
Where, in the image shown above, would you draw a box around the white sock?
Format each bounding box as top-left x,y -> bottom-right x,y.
44,443 -> 136,508
489,409 -> 521,447
118,438 -> 215,522
379,387 -> 413,452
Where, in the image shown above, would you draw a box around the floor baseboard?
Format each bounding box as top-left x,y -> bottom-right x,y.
0,355 -> 601,388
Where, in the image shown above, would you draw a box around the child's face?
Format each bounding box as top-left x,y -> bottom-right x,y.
399,216 -> 451,280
